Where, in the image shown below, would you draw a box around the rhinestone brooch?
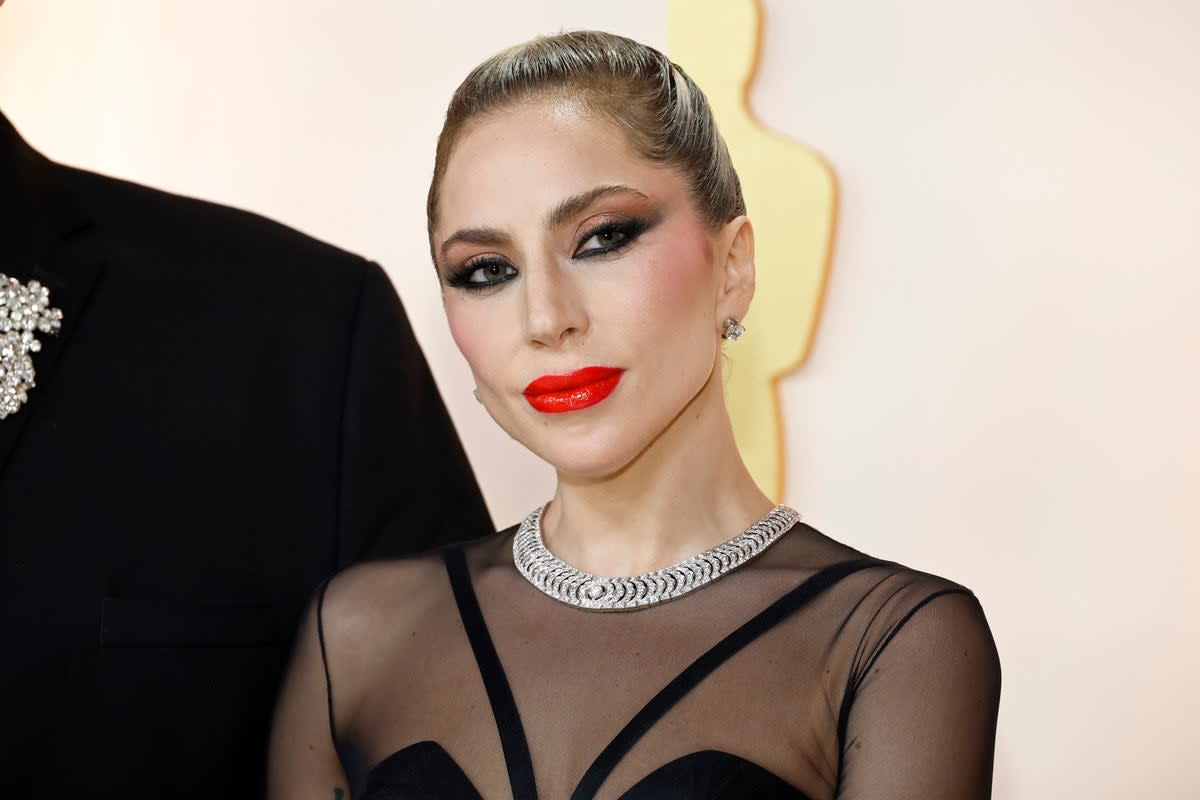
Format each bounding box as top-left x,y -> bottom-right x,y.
513,504 -> 801,612
0,274 -> 64,420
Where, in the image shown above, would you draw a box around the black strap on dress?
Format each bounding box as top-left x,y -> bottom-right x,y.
444,546 -> 883,800
570,557 -> 882,800
444,547 -> 540,800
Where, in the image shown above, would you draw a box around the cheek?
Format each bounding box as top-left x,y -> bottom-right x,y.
629,229 -> 714,332
444,298 -> 503,381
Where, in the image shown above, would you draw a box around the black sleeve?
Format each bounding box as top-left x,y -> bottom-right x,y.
334,260 -> 492,564
836,589 -> 1002,798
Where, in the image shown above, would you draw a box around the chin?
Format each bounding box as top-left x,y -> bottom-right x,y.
525,424 -> 650,481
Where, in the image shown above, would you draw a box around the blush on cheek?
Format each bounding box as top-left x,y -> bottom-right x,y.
444,303 -> 492,375
638,226 -> 714,313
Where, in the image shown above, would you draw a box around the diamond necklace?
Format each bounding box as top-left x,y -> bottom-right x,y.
512,504 -> 802,612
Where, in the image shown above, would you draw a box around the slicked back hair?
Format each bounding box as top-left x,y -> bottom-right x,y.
427,30 -> 745,254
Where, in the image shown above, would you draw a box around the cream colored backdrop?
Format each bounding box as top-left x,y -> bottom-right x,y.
2,1 -> 1197,797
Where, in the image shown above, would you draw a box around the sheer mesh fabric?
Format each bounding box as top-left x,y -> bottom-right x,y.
283,521 -> 999,799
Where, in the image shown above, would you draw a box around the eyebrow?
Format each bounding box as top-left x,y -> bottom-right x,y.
438,226 -> 510,263
543,184 -> 649,230
438,184 -> 649,262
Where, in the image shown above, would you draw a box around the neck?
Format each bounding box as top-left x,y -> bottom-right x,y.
540,363 -> 774,576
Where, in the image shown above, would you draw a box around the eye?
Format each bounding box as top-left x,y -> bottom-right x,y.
466,262 -> 517,285
446,258 -> 518,291
573,217 -> 653,259
578,228 -> 629,253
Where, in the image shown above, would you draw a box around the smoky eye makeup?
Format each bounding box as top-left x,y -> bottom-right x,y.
442,256 -> 517,291
571,212 -> 662,260
441,207 -> 665,292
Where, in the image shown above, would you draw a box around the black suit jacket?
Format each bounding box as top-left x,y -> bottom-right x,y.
0,111 -> 492,797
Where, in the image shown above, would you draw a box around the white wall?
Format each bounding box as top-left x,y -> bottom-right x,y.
3,1 -> 1197,796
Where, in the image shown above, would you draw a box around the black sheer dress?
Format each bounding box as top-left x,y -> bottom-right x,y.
279,518 -> 1000,799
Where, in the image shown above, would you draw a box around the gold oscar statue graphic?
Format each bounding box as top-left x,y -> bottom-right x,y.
670,0 -> 836,501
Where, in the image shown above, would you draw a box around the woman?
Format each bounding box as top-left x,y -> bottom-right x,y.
269,31 -> 1001,800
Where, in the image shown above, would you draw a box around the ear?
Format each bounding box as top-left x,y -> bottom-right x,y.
714,215 -> 755,329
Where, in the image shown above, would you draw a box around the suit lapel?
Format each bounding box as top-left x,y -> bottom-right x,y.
0,113 -> 106,479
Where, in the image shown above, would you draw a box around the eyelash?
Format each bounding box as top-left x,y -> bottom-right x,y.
444,217 -> 653,292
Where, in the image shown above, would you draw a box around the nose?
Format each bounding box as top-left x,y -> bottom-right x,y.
523,260 -> 589,348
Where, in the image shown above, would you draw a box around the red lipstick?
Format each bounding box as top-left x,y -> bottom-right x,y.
523,366 -> 624,413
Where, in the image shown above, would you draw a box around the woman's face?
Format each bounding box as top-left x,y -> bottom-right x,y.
433,98 -> 746,479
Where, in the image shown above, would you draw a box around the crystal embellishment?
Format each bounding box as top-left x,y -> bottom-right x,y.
721,318 -> 746,341
0,274 -> 64,420
513,504 -> 802,612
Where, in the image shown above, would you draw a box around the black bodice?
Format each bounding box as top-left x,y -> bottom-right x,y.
303,522 -> 1000,799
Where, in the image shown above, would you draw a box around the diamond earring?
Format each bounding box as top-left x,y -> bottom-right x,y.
721,317 -> 746,341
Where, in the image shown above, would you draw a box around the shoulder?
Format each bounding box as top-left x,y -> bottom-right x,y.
58,162 -> 373,284
874,583 -> 997,673
787,522 -> 980,618
315,532 -> 513,652
307,554 -> 451,712
317,554 -> 449,648
835,559 -> 999,695
823,558 -> 1001,795
782,522 -> 998,680
773,521 -> 970,605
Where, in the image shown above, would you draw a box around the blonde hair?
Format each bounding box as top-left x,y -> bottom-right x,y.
427,30 -> 745,243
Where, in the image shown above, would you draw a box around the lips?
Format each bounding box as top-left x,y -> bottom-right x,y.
523,366 -> 624,413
